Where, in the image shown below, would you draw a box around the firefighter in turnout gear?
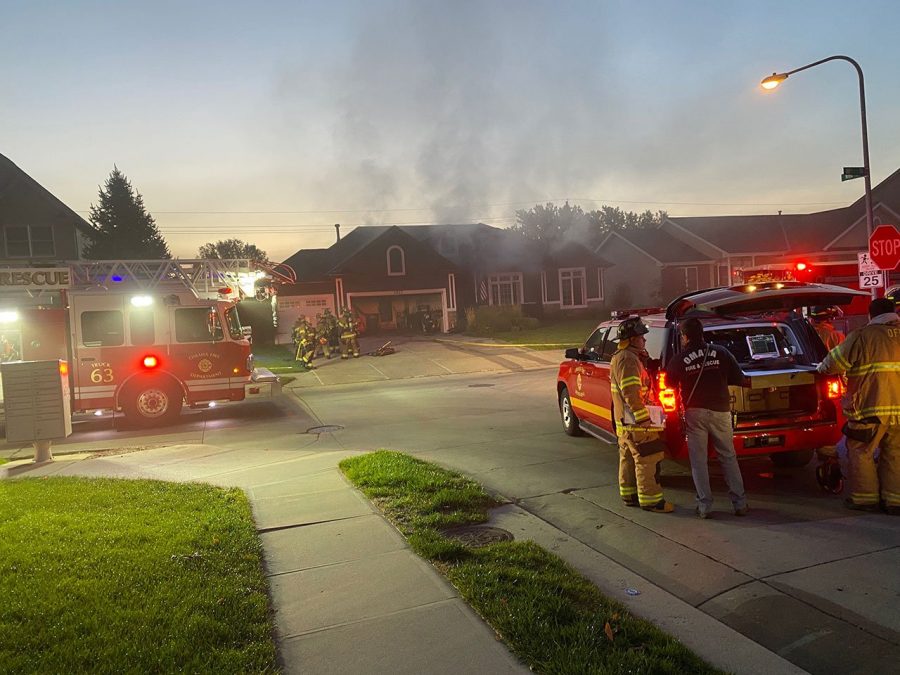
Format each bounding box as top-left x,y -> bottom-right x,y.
818,298 -> 900,514
293,316 -> 316,368
339,308 -> 360,359
810,306 -> 845,350
323,308 -> 340,355
315,313 -> 333,359
610,316 -> 674,513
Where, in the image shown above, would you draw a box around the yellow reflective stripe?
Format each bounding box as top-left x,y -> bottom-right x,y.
619,486 -> 637,496
619,376 -> 642,387
638,492 -> 663,504
829,345 -> 851,370
855,406 -> 900,416
570,396 -> 612,420
881,489 -> 900,499
846,362 -> 900,376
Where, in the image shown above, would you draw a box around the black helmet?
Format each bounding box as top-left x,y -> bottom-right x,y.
815,457 -> 844,494
809,306 -> 837,320
616,316 -> 649,341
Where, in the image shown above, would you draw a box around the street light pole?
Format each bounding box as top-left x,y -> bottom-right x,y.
761,55 -> 877,296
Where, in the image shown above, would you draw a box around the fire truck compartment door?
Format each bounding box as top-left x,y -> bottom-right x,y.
666,283 -> 868,320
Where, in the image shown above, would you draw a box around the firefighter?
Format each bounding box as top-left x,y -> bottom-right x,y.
339,308 -> 360,359
323,308 -> 340,355
315,313 -> 332,359
293,316 -> 316,368
810,306 -> 845,350
610,316 -> 674,513
818,297 -> 900,514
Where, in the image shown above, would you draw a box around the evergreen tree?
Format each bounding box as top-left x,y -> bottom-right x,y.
84,167 -> 171,259
198,238 -> 268,263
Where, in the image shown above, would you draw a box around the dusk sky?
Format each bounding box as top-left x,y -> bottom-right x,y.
3,0 -> 899,263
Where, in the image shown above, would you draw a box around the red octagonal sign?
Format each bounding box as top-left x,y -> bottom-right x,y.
869,224 -> 900,270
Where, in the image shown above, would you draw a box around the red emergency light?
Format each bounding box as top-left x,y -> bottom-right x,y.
142,355 -> 159,369
657,372 -> 678,412
795,262 -> 808,272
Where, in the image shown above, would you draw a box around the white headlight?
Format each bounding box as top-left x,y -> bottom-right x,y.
131,295 -> 154,307
0,310 -> 19,323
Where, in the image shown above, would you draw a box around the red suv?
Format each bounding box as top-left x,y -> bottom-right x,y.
557,282 -> 867,466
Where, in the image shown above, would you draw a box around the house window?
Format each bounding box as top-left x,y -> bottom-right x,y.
488,273 -> 522,306
5,225 -> 55,258
559,268 -> 586,308
447,273 -> 457,310
387,246 -> 406,276
597,268 -> 604,300
674,266 -> 699,294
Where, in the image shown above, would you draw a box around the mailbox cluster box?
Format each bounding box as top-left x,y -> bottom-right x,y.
1,360 -> 72,443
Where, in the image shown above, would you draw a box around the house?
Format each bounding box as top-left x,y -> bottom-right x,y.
0,153 -> 93,265
277,223 -> 610,341
596,167 -> 900,308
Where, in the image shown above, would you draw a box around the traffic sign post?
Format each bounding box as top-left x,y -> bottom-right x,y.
858,251 -> 884,290
868,224 -> 900,270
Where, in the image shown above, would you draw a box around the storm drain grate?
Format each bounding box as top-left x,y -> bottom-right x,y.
441,525 -> 514,548
468,383 -> 495,388
306,424 -> 345,434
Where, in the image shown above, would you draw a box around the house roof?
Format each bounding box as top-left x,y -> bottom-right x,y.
609,226 -> 712,263
0,153 -> 95,235
282,223 -> 610,279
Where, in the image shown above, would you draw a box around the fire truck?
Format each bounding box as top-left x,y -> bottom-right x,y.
0,259 -> 286,427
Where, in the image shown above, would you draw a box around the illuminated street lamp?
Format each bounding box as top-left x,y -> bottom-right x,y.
761,55 -> 877,295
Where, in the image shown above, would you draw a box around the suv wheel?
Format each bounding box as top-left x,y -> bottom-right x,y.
559,387 -> 583,436
770,449 -> 814,468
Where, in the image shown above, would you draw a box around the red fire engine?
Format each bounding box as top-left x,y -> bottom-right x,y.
0,259 -> 286,427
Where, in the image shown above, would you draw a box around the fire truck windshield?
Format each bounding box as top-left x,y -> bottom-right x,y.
225,307 -> 243,340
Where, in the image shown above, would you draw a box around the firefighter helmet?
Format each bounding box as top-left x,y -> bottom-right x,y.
815,457 -> 844,494
616,316 -> 649,342
809,306 -> 839,321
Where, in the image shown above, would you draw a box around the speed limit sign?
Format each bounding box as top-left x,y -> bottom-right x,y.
858,252 -> 885,289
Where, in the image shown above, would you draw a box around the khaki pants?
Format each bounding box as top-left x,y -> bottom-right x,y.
845,421 -> 900,507
618,429 -> 665,507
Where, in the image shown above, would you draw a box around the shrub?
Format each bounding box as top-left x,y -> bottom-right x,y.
465,305 -> 540,335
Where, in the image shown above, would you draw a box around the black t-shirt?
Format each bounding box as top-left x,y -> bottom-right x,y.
665,342 -> 744,412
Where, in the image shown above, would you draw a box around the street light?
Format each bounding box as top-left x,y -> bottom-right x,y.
760,55 -> 877,296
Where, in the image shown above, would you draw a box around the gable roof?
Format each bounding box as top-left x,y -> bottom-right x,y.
0,153 -> 94,235
602,226 -> 712,263
282,223 -> 611,279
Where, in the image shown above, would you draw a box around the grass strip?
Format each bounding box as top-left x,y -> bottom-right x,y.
477,318 -> 600,351
252,343 -> 312,373
340,451 -> 722,674
0,477 -> 277,673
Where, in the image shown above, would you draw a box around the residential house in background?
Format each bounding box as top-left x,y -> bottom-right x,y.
277,223 -> 609,341
597,167 -> 900,308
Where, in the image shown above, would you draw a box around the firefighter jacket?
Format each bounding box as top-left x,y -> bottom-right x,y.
819,313 -> 900,423
610,344 -> 653,433
814,321 -> 845,351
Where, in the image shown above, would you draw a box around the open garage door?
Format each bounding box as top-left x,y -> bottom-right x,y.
347,289 -> 448,334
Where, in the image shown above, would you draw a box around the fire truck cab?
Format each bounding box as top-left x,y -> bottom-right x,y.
0,259 -> 282,428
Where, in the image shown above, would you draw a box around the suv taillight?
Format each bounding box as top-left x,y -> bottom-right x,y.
657,372 -> 678,412
826,377 -> 843,399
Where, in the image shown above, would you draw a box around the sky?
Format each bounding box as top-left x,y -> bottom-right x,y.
2,0 -> 899,263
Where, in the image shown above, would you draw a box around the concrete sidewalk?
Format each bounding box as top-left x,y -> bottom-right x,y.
1,427 -> 524,673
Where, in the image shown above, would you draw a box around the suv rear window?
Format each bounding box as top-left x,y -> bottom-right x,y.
644,326 -> 668,361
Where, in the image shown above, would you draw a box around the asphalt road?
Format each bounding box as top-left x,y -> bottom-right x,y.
4,337 -> 898,674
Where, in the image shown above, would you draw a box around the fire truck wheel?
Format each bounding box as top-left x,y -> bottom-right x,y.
124,379 -> 183,427
559,387 -> 583,437
770,449 -> 814,468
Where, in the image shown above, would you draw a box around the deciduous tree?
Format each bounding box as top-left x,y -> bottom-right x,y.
197,239 -> 268,263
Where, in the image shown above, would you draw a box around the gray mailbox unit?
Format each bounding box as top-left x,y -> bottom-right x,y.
1,359 -> 72,461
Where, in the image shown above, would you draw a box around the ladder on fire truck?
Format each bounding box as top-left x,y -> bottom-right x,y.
66,259 -> 296,298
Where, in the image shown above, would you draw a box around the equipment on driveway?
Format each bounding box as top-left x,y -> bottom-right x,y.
369,341 -> 395,357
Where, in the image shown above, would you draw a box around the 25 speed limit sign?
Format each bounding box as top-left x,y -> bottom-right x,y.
858,252 -> 885,288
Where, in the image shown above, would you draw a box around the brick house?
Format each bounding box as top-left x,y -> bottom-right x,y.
596,167 -> 900,309
277,223 -> 609,341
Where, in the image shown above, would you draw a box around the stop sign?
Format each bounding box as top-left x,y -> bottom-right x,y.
869,224 -> 900,270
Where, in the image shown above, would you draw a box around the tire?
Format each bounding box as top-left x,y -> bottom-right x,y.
123,378 -> 183,427
770,449 -> 814,468
559,387 -> 583,436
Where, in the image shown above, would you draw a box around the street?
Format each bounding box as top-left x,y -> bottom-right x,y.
4,339 -> 899,675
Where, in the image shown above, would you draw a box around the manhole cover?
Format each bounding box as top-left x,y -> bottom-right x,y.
306,424 -> 344,434
442,525 -> 513,548
468,383 -> 495,388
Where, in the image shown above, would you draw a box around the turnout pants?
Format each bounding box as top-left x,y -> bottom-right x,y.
618,428 -> 665,507
845,420 -> 900,508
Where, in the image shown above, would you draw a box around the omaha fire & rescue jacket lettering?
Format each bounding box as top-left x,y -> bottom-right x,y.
610,344 -> 653,433
819,313 -> 900,423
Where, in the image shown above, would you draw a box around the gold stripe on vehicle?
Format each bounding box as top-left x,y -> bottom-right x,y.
570,396 -> 612,420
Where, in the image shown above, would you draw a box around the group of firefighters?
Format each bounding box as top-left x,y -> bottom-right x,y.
610,299 -> 900,518
291,307 -> 361,369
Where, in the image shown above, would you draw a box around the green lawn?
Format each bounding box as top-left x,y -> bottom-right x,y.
485,318 -> 600,350
252,343 -> 310,373
340,451 -> 721,674
0,478 -> 277,673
